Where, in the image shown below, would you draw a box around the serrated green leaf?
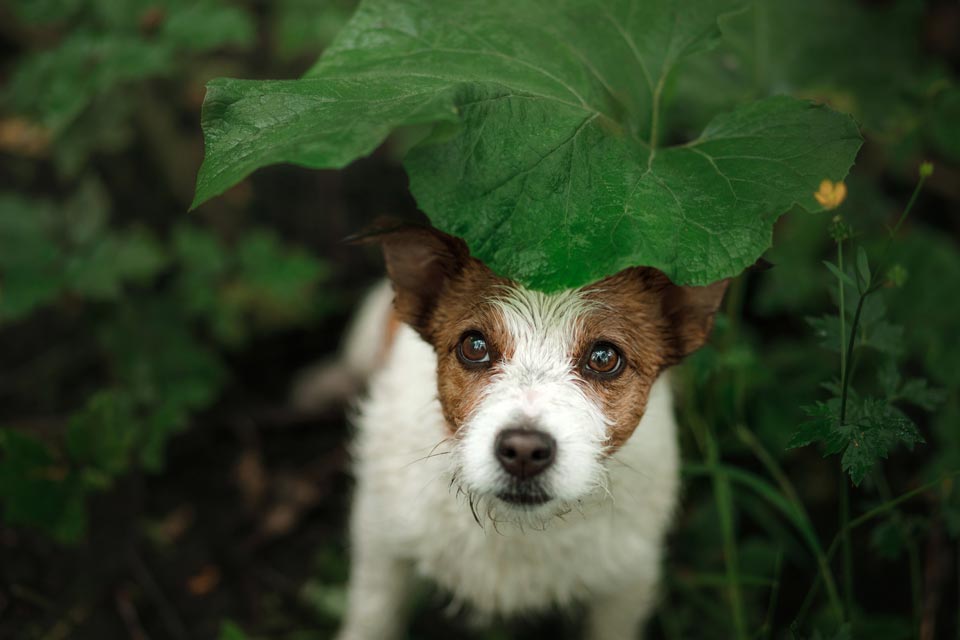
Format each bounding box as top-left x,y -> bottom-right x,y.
841,398 -> 924,486
790,397 -> 923,486
192,0 -> 862,290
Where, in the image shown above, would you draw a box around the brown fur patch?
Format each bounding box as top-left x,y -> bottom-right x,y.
427,258 -> 514,432
376,225 -> 512,432
578,267 -> 727,450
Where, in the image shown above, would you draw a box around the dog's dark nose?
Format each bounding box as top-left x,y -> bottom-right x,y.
495,429 -> 556,479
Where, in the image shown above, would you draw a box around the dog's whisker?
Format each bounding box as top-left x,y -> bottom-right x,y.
468,492 -> 484,529
402,450 -> 452,468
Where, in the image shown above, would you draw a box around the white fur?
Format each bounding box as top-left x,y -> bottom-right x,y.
336,283 -> 680,640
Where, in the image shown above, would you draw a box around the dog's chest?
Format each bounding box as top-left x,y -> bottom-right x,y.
406,495 -> 660,616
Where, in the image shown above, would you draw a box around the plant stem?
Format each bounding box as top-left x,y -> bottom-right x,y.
834,231 -> 856,621
794,471 -> 960,628
705,426 -> 749,640
649,75 -> 666,150
837,241 -> 847,384
735,426 -> 844,621
760,548 -> 783,640
839,473 -> 853,618
874,471 -> 923,633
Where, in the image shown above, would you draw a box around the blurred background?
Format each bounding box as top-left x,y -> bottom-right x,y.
0,1 -> 958,639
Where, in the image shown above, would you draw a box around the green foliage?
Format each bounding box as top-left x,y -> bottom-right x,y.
791,397 -> 923,486
3,0 -> 256,176
1,0 -> 333,533
2,0 -> 959,638
0,430 -> 87,543
0,183 -> 329,539
670,0 -> 940,136
193,0 -> 861,290
0,184 -> 166,320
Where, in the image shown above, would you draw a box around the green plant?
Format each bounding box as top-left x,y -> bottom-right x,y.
0,0 -> 335,543
0,182 -> 328,541
191,0 -> 861,291
184,1 -> 960,638
2,0 -> 959,638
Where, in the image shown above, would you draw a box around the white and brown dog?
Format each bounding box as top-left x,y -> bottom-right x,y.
319,225 -> 727,640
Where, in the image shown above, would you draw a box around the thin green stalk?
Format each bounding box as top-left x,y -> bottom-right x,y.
757,548 -> 783,640
831,170 -> 930,622
837,241 -> 847,384
705,426 -> 749,640
839,170 -> 928,424
839,475 -> 853,617
649,75 -> 666,150
838,291 -> 866,424
874,471 -> 923,633
735,426 -> 843,620
834,233 -> 855,620
793,472 -> 960,629
685,462 -> 844,623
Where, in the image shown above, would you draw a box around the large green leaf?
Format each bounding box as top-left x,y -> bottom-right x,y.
193,0 -> 861,289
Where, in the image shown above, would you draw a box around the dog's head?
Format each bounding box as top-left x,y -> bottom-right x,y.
378,225 -> 727,517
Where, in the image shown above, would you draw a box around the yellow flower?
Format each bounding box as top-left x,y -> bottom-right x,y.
814,179 -> 847,210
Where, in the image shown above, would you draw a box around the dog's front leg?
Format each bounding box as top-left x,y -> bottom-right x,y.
583,579 -> 658,640
335,546 -> 413,640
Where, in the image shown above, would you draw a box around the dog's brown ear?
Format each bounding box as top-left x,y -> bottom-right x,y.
372,225 -> 471,337
660,278 -> 729,364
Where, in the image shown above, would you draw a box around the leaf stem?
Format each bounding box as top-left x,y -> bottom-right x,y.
649,75 -> 666,150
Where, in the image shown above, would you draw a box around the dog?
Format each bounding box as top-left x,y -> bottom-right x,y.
319,225 -> 727,640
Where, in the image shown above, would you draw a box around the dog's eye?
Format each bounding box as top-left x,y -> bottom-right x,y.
457,331 -> 490,365
585,342 -> 623,376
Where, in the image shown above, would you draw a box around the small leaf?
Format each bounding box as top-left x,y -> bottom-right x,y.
823,260 -> 856,288
856,246 -> 871,289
